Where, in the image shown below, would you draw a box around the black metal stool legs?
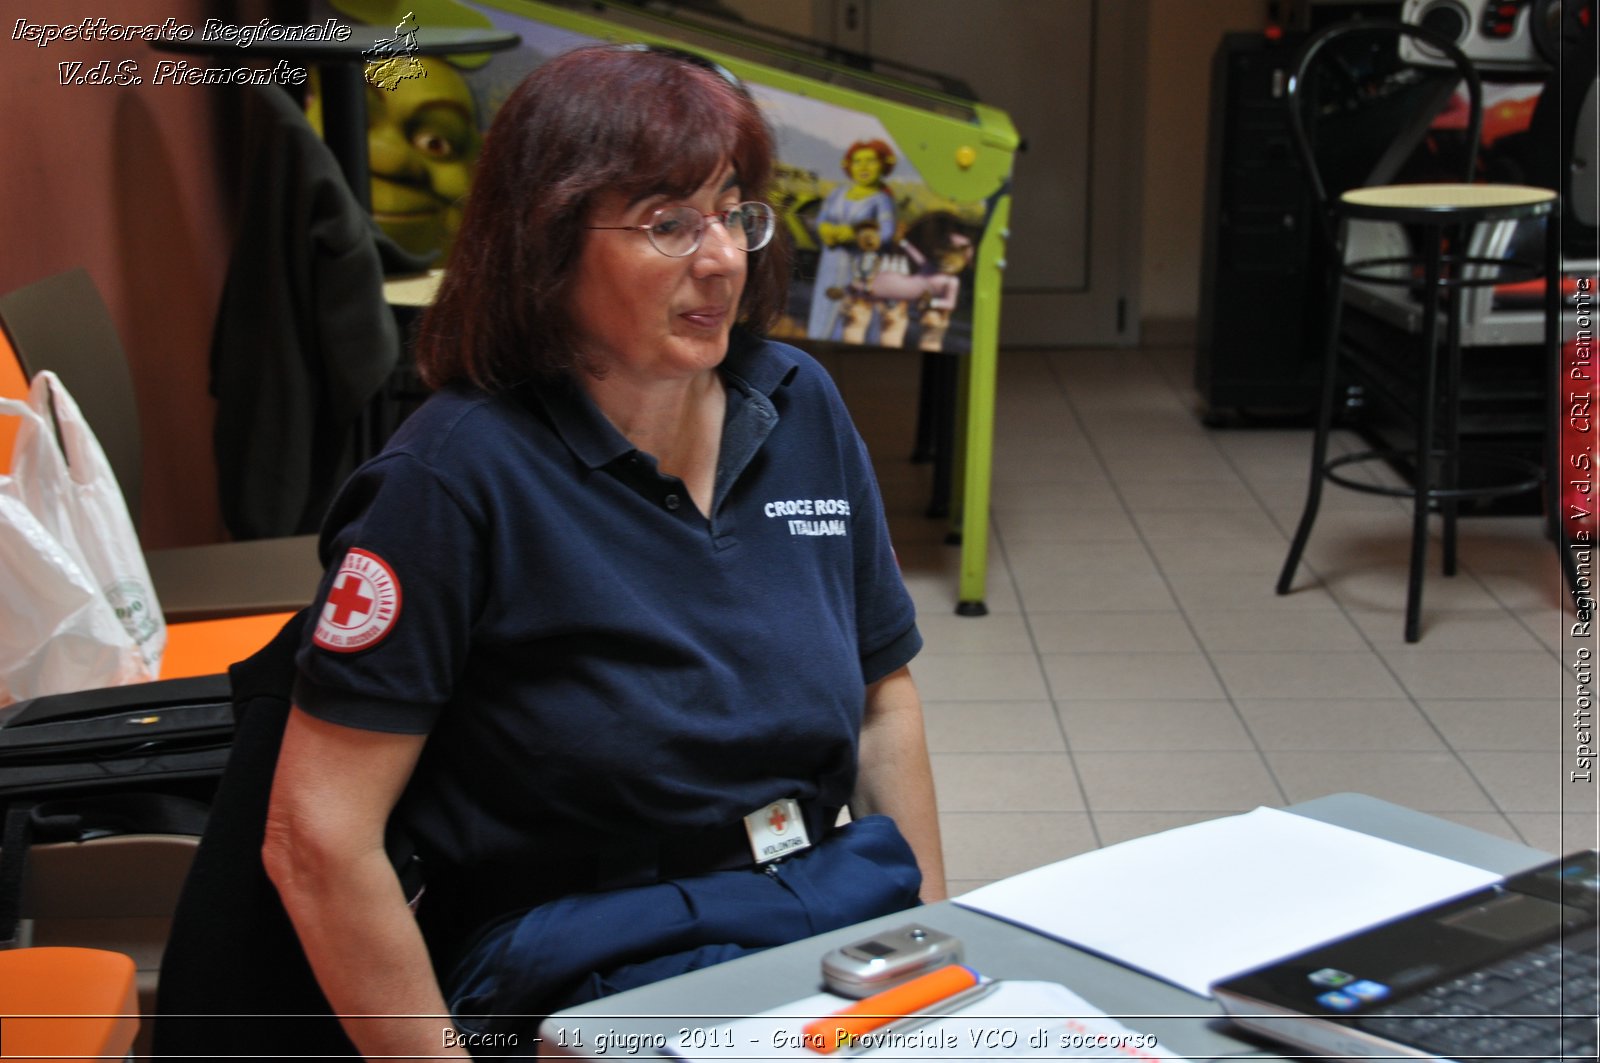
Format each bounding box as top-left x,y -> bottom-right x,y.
1277,223 -> 1462,642
1439,223 -> 1468,580
1273,20 -> 1557,643
1406,232 -> 1447,643
1278,227 -> 1350,597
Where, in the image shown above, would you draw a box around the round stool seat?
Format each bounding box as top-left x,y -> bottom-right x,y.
1339,182 -> 1556,223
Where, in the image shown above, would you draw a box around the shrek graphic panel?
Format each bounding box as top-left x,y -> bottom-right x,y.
321,0 -> 987,351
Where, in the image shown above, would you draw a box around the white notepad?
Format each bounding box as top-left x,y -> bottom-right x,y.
954,807 -> 1501,997
661,981 -> 1183,1061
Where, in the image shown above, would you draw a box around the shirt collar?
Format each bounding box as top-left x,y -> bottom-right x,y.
525,330 -> 799,471
522,374 -> 630,471
721,328 -> 800,397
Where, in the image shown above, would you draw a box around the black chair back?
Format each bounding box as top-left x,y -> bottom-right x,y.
1286,19 -> 1485,241
151,610 -> 360,1061
0,269 -> 144,520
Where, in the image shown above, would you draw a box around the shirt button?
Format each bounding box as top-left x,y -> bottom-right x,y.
664,494 -> 681,511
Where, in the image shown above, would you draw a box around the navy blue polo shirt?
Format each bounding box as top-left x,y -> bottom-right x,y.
293,333 -> 920,909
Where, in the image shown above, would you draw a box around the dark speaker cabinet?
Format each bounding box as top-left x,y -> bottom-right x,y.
1195,32 -> 1327,420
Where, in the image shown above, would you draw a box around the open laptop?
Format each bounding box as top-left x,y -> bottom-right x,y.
1212,850 -> 1599,1062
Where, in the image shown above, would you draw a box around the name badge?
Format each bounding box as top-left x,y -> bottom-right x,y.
743,798 -> 812,865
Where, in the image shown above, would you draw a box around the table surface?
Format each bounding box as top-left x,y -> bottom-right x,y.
538,794 -> 1552,1061
145,534 -> 322,622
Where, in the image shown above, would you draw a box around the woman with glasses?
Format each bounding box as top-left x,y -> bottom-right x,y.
262,44 -> 945,1059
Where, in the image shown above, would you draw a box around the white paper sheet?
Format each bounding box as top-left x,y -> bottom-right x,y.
661,981 -> 1185,1062
954,807 -> 1501,997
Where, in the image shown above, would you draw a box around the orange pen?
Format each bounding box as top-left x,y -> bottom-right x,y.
801,963 -> 982,1054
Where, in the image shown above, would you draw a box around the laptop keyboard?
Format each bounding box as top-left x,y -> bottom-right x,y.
1356,940 -> 1599,1062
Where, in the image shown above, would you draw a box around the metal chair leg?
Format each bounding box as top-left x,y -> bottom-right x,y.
1441,228 -> 1466,579
1279,241 -> 1349,596
1407,233 -> 1447,643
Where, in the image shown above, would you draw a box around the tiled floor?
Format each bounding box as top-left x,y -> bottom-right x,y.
826,344 -> 1598,895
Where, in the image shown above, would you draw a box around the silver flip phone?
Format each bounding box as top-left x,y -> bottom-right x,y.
820,923 -> 963,998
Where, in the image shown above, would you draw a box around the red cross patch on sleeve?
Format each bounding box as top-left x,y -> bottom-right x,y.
312,548 -> 403,653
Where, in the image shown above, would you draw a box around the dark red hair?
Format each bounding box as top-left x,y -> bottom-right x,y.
416,45 -> 790,389
841,139 -> 896,179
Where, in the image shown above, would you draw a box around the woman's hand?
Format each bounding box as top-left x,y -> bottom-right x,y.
852,667 -> 948,903
263,707 -> 469,1060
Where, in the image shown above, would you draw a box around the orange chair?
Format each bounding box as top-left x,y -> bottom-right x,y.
0,322 -> 27,471
5,829 -> 207,1060
159,610 -> 299,679
0,946 -> 139,1062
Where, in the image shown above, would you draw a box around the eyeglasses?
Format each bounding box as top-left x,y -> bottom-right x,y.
587,201 -> 776,258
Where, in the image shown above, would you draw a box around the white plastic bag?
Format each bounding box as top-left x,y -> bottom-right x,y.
0,371 -> 164,705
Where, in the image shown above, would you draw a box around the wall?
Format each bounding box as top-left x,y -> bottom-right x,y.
742,0 -> 1270,347
1139,0 -> 1269,342
715,0 -> 817,38
0,0 -> 279,548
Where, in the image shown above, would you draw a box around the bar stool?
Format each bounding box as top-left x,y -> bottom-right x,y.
1274,19 -> 1556,642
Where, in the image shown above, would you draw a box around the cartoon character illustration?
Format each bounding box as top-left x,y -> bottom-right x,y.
874,249 -> 913,349
310,53 -> 482,258
910,228 -> 974,352
834,220 -> 886,345
806,139 -> 897,342
367,56 -> 480,257
832,213 -> 975,352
